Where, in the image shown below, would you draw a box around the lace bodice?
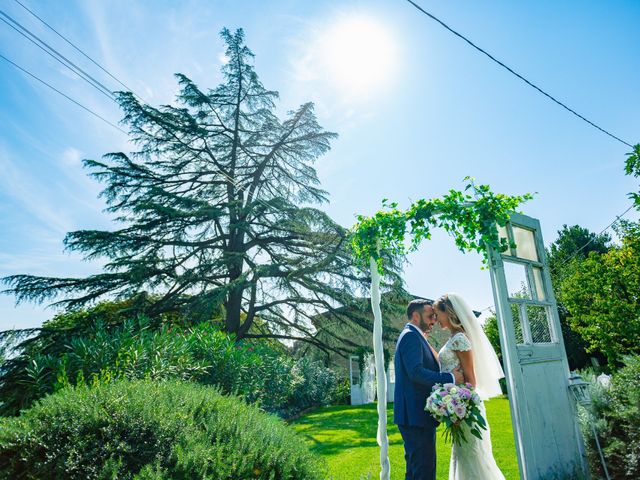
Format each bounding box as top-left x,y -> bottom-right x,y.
438,332 -> 472,373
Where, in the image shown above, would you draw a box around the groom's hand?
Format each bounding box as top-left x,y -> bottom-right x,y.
452,367 -> 464,385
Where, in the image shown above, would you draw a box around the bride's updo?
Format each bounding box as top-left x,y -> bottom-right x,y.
435,294 -> 464,331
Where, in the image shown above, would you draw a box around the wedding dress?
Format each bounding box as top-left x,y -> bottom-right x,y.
438,293 -> 506,480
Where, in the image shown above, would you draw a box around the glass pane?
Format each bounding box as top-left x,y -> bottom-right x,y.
533,267 -> 546,301
513,226 -> 539,261
526,305 -> 552,343
497,224 -> 512,256
504,261 -> 532,299
510,302 -> 525,344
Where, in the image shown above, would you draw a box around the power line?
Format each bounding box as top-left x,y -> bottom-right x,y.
12,0 -> 143,100
0,52 -> 126,134
404,0 -> 634,149
0,10 -> 115,101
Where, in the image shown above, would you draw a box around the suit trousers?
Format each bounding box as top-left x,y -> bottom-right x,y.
397,424 -> 437,480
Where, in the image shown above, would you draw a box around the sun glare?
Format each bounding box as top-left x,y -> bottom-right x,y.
317,16 -> 397,97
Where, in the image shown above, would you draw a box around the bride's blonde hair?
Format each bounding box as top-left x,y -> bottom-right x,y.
435,295 -> 464,332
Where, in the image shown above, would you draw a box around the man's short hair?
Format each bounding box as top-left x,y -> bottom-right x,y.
407,298 -> 433,319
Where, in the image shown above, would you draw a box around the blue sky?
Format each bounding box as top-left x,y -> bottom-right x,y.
1,0 -> 639,330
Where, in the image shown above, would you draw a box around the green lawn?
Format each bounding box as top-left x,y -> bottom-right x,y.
293,397 -> 520,480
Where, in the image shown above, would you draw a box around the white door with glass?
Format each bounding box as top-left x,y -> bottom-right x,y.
488,213 -> 588,479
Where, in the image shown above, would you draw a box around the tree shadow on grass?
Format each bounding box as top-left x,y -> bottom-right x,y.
293,403 -> 405,456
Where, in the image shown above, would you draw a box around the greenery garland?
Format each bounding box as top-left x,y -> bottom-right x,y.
351,177 -> 534,273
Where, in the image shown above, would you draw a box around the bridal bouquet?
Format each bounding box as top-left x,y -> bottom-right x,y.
425,383 -> 487,446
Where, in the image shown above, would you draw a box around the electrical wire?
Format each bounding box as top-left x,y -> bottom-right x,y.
12,0 -> 143,100
0,52 -> 126,134
0,10 -> 115,100
404,0 -> 634,149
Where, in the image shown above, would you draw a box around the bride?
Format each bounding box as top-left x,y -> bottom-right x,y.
434,293 -> 506,480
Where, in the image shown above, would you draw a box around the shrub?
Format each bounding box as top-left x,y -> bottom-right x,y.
332,376 -> 352,405
0,317 -> 211,415
0,380 -> 326,479
579,356 -> 640,479
285,357 -> 340,415
0,318 -> 340,418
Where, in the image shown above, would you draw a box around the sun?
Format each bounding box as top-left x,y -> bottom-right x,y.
316,16 -> 398,97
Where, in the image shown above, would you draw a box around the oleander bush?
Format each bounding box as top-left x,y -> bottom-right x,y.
0,380 -> 326,480
0,316 -> 341,418
579,356 -> 640,479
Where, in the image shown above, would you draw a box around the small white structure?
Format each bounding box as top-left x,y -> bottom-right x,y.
349,354 -> 395,405
596,373 -> 611,389
386,362 -> 395,402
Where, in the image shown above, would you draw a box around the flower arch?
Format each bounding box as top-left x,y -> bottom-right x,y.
350,178 -> 532,480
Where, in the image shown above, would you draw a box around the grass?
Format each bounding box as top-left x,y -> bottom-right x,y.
292,397 -> 520,480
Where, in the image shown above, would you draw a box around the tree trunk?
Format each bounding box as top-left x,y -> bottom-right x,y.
225,285 -> 243,337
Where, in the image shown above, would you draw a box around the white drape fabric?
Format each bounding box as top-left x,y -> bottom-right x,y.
370,257 -> 390,480
448,293 -> 505,400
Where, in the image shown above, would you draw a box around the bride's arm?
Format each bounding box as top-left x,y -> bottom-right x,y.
455,350 -> 477,387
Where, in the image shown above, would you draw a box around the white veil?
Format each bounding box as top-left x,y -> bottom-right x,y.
448,292 -> 505,400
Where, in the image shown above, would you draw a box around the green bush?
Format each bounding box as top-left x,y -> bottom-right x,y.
284,357 -> 341,415
0,317 -> 340,418
0,380 -> 326,479
332,376 -> 352,405
579,356 -> 640,479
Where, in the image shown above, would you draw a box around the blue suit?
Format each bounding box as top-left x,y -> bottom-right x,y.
394,323 -> 454,480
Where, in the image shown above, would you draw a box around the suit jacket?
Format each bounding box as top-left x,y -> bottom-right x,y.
393,323 -> 454,428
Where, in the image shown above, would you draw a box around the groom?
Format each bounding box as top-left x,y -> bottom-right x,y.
394,299 -> 463,480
